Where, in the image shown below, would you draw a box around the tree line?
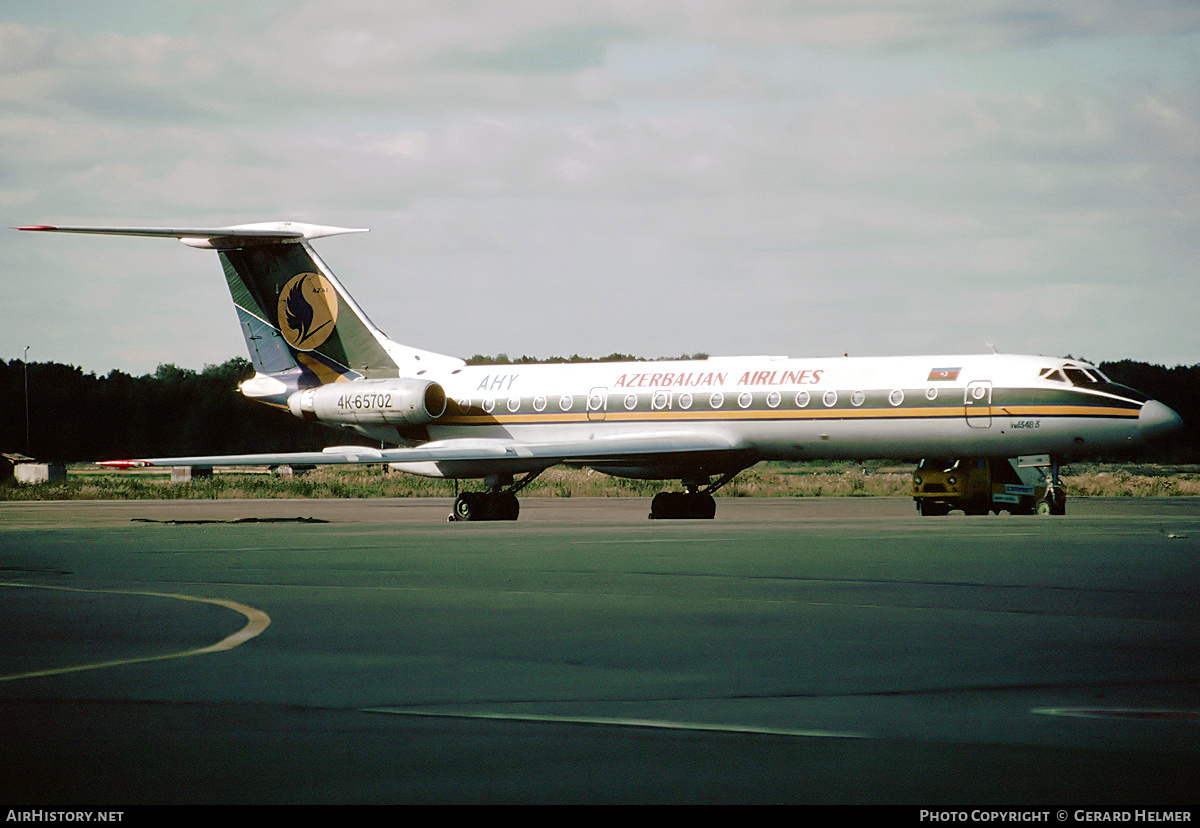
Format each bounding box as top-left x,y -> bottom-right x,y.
1,356 -> 1196,464
0,358 -> 330,463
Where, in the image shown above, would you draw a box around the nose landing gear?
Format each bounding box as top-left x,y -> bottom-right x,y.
1035,459 -> 1067,515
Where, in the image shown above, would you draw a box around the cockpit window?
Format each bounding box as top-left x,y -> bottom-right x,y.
1040,362 -> 1146,403
1043,364 -> 1111,386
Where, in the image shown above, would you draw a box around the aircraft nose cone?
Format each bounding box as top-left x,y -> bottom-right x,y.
1138,400 -> 1183,442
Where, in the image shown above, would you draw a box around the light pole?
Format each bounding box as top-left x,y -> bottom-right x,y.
23,345 -> 30,456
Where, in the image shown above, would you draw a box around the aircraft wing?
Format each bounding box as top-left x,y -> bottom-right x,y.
97,432 -> 750,470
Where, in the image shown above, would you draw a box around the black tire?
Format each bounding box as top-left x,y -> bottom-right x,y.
495,493 -> 520,521
650,491 -> 716,519
1036,490 -> 1067,516
1049,489 -> 1067,515
454,492 -> 519,521
918,500 -> 949,516
649,491 -> 679,519
453,492 -> 479,521
689,492 -> 716,519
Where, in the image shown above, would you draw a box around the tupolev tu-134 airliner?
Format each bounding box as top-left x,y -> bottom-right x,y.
18,221 -> 1182,521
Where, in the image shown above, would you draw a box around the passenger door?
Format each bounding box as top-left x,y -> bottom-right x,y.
965,381 -> 992,428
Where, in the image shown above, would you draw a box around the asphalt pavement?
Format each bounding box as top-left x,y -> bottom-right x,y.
0,496 -> 1197,807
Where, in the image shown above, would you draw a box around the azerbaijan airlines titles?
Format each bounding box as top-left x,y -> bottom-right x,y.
475,368 -> 824,393
614,369 -> 823,389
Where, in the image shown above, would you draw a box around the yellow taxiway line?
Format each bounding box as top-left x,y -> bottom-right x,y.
0,582 -> 271,682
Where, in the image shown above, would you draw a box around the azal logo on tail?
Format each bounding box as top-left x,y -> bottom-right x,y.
277,272 -> 338,351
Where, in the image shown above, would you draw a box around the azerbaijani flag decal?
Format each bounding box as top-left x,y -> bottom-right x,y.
927,367 -> 961,381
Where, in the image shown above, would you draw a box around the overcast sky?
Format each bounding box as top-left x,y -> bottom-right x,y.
4,1 -> 1199,375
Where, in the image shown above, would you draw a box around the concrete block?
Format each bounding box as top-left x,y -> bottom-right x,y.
15,463 -> 67,484
171,466 -> 213,483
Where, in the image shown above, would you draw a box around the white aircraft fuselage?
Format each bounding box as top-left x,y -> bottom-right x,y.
18,221 -> 1181,520
303,352 -> 1179,482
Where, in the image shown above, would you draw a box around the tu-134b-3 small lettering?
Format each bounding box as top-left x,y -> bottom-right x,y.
17,222 -> 1182,520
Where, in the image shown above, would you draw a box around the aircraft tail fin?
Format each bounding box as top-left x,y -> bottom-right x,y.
215,225 -> 397,386
17,222 -> 463,401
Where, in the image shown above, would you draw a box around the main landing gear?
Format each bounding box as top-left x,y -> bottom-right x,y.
648,470 -> 740,520
649,490 -> 716,520
449,470 -> 544,522
450,467 -> 745,522
452,490 -> 519,521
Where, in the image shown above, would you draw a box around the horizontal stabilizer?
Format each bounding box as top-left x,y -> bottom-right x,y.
21,218 -> 462,381
16,222 -> 367,249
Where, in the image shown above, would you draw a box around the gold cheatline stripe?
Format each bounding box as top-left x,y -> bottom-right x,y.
438,404 -> 1139,426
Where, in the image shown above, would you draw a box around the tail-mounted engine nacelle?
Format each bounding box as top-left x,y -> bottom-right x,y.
288,379 -> 447,425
